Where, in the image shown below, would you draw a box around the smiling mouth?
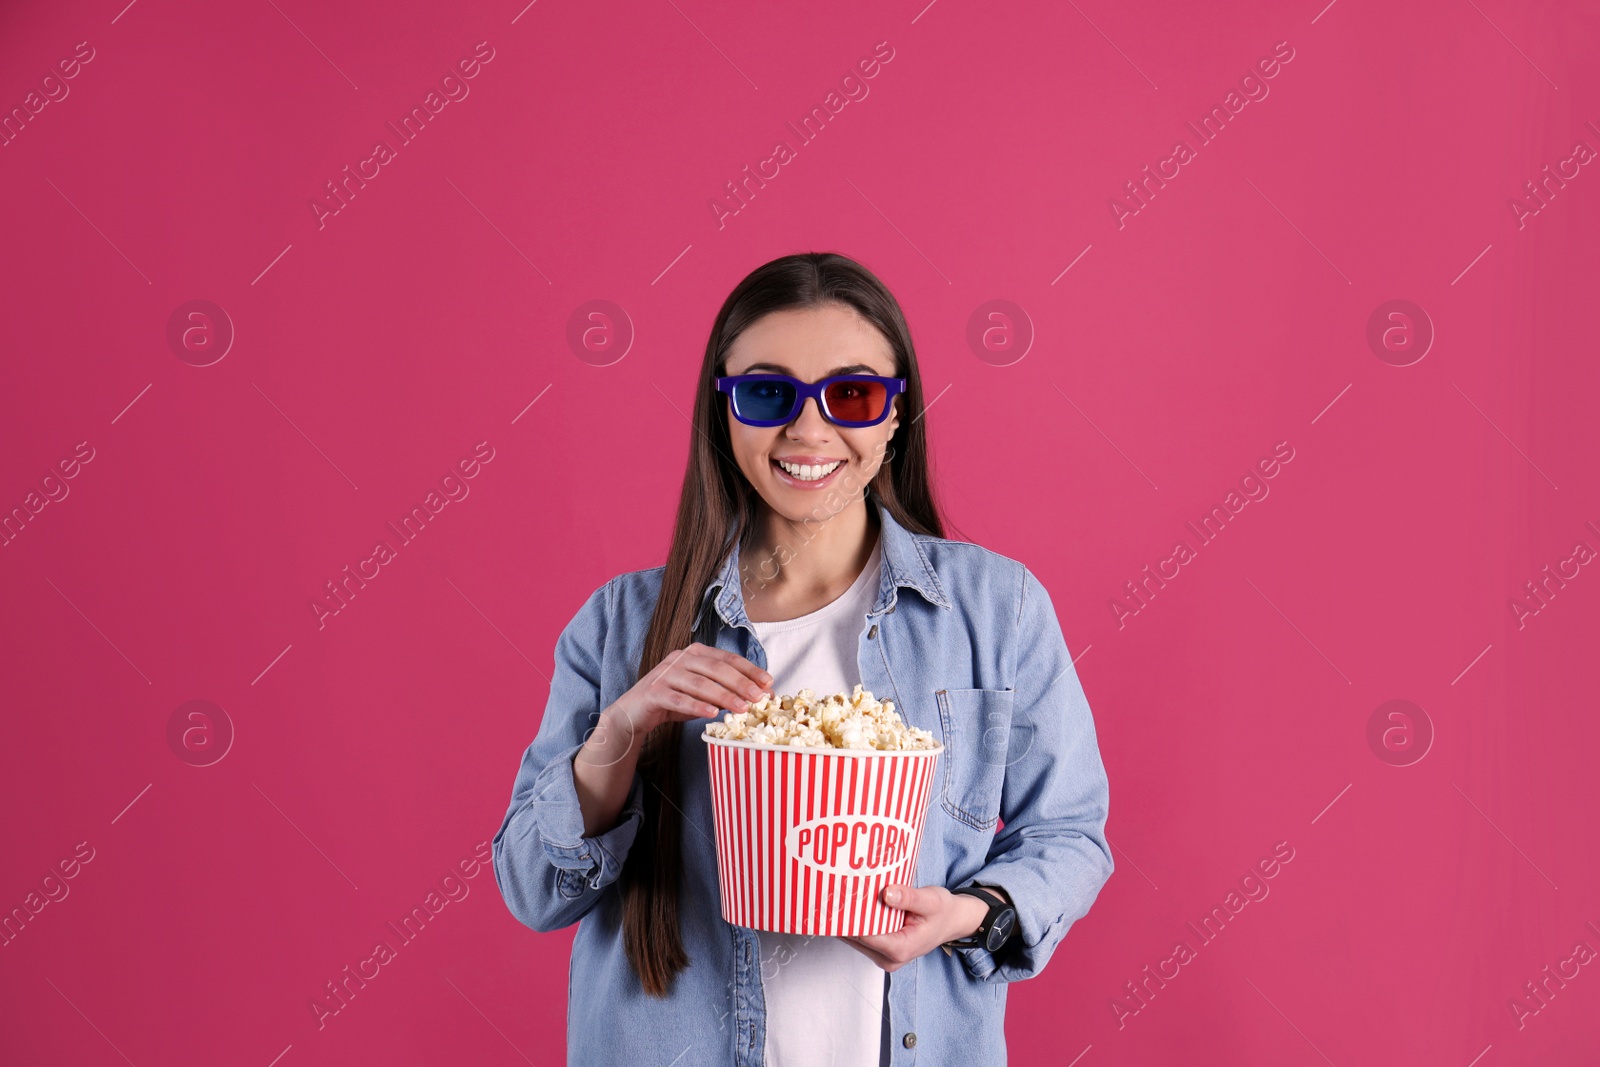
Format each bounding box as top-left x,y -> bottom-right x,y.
773,458 -> 844,483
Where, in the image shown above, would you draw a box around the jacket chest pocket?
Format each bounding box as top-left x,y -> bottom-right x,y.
934,687 -> 1014,831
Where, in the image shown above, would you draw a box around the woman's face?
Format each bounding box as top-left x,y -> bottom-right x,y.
721,303 -> 902,524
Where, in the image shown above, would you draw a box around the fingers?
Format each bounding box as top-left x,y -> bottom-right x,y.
644,647 -> 696,687
652,682 -> 728,721
639,643 -> 775,724
880,883 -> 935,914
669,644 -> 773,713
686,642 -> 772,689
682,654 -> 770,705
668,665 -> 761,715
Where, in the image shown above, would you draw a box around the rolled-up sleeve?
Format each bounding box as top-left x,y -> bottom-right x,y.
492,577 -> 647,933
955,565 -> 1113,982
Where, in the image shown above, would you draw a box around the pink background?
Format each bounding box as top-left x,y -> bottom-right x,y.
2,0 -> 1597,1064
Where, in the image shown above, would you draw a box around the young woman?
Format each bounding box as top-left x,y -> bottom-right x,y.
492,252 -> 1113,1066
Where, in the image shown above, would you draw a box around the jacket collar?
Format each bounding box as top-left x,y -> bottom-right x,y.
690,492 -> 952,634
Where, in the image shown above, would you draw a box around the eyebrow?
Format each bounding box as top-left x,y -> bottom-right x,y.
736,362 -> 880,376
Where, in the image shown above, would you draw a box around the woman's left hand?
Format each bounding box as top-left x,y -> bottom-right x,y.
841,884 -> 991,972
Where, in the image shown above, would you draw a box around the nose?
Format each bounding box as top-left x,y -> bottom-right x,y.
787,396 -> 833,438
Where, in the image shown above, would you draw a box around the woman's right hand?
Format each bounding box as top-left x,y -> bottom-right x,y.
575,643 -> 770,836
601,642 -> 772,738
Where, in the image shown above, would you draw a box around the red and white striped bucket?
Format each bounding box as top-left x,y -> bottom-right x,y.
704,737 -> 943,936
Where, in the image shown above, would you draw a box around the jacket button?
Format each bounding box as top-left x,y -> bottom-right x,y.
902,1032 -> 917,1048
867,624 -> 879,640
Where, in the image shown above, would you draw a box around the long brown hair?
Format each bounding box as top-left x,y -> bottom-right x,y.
620,251 -> 948,995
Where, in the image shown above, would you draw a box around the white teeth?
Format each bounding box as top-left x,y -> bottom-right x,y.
777,459 -> 842,481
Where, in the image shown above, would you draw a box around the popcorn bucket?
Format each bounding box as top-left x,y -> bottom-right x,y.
704,737 -> 943,936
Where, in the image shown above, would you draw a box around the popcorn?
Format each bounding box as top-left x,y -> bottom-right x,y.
703,684 -> 938,751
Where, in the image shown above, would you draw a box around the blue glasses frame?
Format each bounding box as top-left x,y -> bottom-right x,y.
715,373 -> 907,428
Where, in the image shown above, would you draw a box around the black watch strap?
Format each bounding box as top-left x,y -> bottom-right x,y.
943,884 -> 1016,953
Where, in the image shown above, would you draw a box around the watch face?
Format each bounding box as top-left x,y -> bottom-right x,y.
986,908 -> 1017,952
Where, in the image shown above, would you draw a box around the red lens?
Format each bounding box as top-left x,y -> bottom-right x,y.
822,379 -> 887,423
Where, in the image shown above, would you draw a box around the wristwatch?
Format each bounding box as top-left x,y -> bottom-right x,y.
941,884 -> 1018,955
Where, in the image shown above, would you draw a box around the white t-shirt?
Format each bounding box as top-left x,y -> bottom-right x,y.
750,533 -> 888,1067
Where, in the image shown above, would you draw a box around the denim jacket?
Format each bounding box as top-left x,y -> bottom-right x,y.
492,494 -> 1114,1065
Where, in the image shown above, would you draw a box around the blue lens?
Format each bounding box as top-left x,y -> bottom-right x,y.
734,379 -> 796,422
